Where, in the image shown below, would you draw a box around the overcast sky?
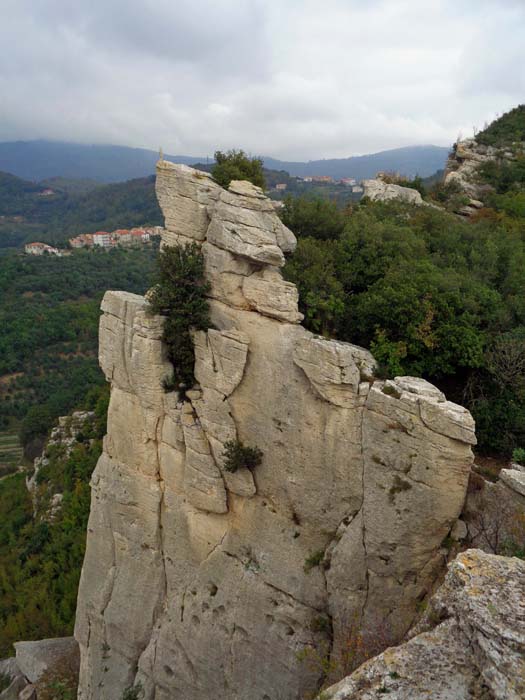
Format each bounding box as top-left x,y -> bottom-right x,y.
1,0 -> 523,160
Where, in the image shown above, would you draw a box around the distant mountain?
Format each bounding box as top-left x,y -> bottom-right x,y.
261,145 -> 451,180
0,141 -> 204,184
0,140 -> 450,183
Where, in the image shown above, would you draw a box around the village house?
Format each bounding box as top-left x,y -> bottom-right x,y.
275,183 -> 288,191
93,231 -> 113,248
69,233 -> 94,248
24,242 -> 63,256
68,226 -> 159,250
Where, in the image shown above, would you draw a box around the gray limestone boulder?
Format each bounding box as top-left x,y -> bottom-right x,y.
14,637 -> 78,684
362,179 -> 425,204
319,550 -> 525,700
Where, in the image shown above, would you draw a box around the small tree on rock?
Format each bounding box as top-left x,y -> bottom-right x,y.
211,150 -> 266,190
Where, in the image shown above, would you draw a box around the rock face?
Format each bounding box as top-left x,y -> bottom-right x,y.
320,549 -> 525,700
362,179 -> 424,205
443,137 -> 523,215
26,411 -> 95,518
14,637 -> 78,685
75,161 -> 476,700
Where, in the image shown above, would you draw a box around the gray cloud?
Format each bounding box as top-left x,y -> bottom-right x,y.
0,0 -> 523,159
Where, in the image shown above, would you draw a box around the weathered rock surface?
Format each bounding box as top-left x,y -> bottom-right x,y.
0,658 -> 26,700
75,163 -> 476,700
26,411 -> 95,518
13,637 -> 78,684
320,550 -> 525,700
443,137 -> 523,213
500,467 -> 525,497
362,179 -> 425,205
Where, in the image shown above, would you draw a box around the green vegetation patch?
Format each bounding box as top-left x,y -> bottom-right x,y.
211,149 -> 266,190
0,247 -> 156,454
476,105 -> 525,146
0,391 -> 107,657
222,440 -> 263,473
148,243 -> 210,395
283,190 -> 525,456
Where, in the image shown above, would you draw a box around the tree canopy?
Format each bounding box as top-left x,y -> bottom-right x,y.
211,149 -> 266,190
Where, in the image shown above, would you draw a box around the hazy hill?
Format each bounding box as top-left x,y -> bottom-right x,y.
0,170 -> 162,248
262,145 -> 450,179
0,140 -> 450,183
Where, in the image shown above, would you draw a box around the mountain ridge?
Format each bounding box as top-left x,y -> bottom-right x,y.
0,139 -> 449,183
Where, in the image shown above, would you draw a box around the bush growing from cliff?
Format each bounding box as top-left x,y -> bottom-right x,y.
222,440 -> 263,473
211,149 -> 266,190
148,243 -> 210,395
121,684 -> 143,700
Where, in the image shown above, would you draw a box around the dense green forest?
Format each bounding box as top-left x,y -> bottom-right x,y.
0,247 -> 157,459
0,245 -> 158,655
283,109 -> 525,455
0,172 -> 162,248
0,392 -> 107,657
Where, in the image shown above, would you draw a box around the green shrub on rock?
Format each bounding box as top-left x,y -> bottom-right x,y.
222,440 -> 263,473
211,150 -> 265,190
148,243 -> 210,396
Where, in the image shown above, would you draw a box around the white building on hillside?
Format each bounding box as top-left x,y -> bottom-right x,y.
93,232 -> 113,247
24,242 -> 63,256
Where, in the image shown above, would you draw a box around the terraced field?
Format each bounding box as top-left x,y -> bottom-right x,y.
0,431 -> 23,477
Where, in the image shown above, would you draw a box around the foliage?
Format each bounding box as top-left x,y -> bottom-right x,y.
222,440 -> 263,473
478,156 -> 525,195
512,448 -> 525,465
284,237 -> 345,336
476,105 -> 525,146
148,243 -> 210,394
280,195 -> 346,240
211,150 -> 266,190
121,683 -> 144,700
304,550 -> 325,573
283,192 -> 525,455
0,429 -> 102,656
0,248 -> 156,453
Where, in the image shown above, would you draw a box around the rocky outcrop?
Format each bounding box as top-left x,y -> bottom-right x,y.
362,179 -> 425,205
75,161 -> 476,700
320,549 -> 525,700
26,411 -> 95,518
0,657 -> 26,700
14,638 -> 78,686
443,138 -> 497,213
443,137 -> 524,215
0,638 -> 78,700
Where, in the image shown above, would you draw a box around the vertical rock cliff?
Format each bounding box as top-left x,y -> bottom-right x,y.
75,162 -> 476,700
